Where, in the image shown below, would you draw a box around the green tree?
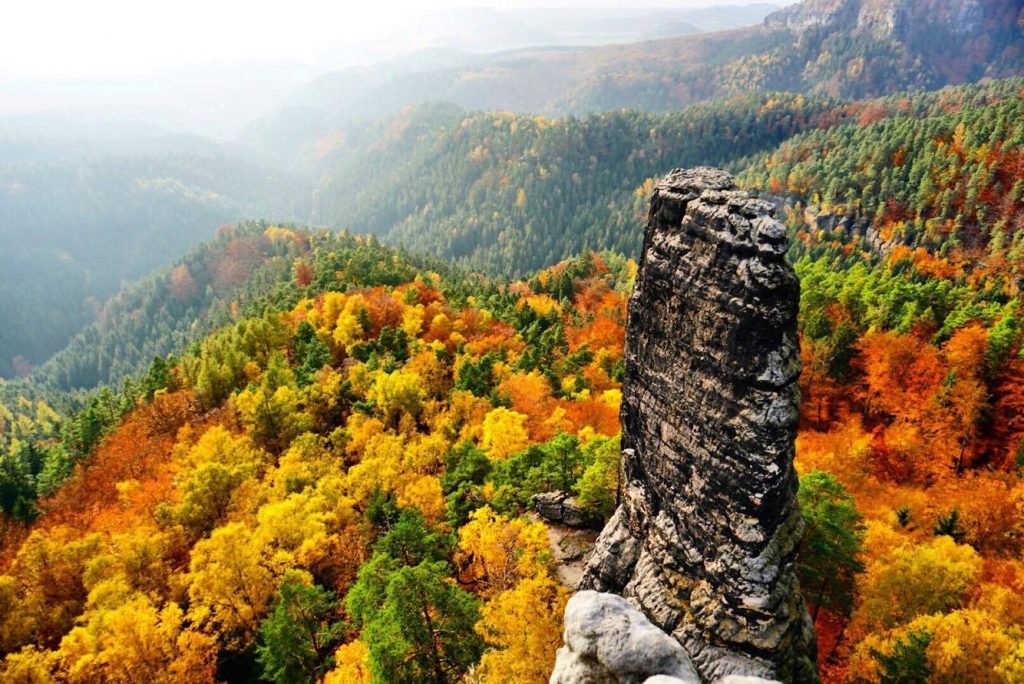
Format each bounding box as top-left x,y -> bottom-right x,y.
362,561 -> 483,684
293,322 -> 331,387
373,509 -> 450,567
0,454 -> 37,522
797,470 -> 866,624
574,435 -> 622,519
441,442 -> 492,527
870,629 -> 932,684
234,352 -> 311,453
490,432 -> 586,510
454,353 -> 500,398
257,575 -> 346,684
933,508 -> 964,541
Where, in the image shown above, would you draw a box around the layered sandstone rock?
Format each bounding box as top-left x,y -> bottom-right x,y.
765,0 -> 985,39
573,168 -> 817,683
533,491 -> 602,529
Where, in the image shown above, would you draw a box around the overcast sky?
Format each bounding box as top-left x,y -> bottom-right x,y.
1,0 -> 794,79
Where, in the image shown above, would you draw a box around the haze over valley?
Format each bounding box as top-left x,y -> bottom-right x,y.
1,1 -> 793,376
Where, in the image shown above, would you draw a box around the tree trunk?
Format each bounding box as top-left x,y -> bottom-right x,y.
420,598 -> 447,684
812,582 -> 826,624
955,438 -> 967,474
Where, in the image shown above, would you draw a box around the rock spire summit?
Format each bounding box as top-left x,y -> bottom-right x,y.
555,167 -> 817,683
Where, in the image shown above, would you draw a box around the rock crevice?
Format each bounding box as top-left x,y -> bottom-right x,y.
565,167 -> 816,683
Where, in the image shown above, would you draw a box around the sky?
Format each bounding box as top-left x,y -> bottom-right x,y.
0,0 -> 792,79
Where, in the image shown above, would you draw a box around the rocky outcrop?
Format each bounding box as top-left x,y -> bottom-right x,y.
573,168 -> 817,683
533,491 -> 602,529
552,591 -> 701,684
801,205 -> 896,257
765,0 -> 986,39
764,0 -> 859,32
552,592 -> 784,684
755,197 -> 903,259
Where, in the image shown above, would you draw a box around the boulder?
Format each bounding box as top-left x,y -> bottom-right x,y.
551,591 -> 700,684
533,491 -> 602,529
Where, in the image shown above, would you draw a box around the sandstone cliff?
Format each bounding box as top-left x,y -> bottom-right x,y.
765,0 -> 991,39
557,168 -> 816,683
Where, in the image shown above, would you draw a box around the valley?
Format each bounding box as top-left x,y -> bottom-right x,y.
1,1 -> 1024,682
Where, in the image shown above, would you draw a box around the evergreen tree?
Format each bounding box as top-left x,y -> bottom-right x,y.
797,470 -> 866,624
257,576 -> 346,684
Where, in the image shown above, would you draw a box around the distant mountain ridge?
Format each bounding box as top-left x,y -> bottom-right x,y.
249,0 -> 1024,162
761,0 -> 1023,89
6,0 -> 1024,380
767,0 -> 989,36
310,94 -> 847,276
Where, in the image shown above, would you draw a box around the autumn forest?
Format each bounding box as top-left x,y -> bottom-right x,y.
3,1 -> 1024,682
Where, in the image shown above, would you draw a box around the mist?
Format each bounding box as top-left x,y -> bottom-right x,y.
0,0 -> 791,378
1,1 -> 792,137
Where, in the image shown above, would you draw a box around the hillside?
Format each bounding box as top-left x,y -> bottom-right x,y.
2,3 -> 1024,680
0,134 -> 310,378
0,236 -> 633,683
8,0 -> 1021,381
312,93 -> 849,275
309,78 -> 1024,282
23,223 -> 315,394
251,0 -> 1024,158
0,187 -> 1021,680
740,77 -> 1024,277
0,230 -> 447,520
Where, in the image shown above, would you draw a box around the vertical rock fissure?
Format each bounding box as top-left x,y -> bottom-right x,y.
574,167 -> 818,683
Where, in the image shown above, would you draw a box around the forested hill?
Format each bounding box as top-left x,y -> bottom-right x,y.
0,208 -> 1022,681
313,93 -> 849,275
308,78 -> 1024,282
4,223 -> 467,407
740,78 -> 1024,273
308,78 -> 1024,277
249,0 -> 1024,157
11,78 -> 1023,393
21,223 -> 318,395
6,0 -> 1022,382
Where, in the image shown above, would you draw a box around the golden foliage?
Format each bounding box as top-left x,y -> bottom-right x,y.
475,571 -> 569,684
456,506 -> 550,596
324,640 -> 373,684
481,408 -> 530,461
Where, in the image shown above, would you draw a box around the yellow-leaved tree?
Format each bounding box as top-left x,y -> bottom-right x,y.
57,595 -> 217,684
456,506 -> 550,596
481,408 -> 530,460
475,571 -> 569,684
160,426 -> 266,538
186,523 -> 278,649
853,535 -> 982,631
851,609 -> 1017,683
367,369 -> 425,429
323,640 -> 373,684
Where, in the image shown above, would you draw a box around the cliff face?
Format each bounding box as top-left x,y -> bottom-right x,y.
758,0 -> 1024,99
571,168 -> 816,683
765,0 -> 992,39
